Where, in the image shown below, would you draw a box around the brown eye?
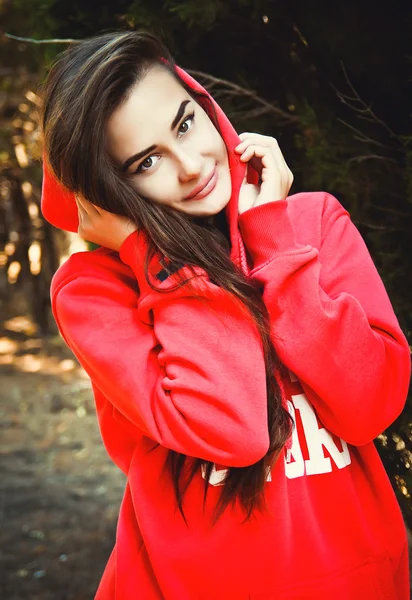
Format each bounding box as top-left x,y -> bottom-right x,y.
135,154 -> 160,174
142,157 -> 153,168
178,112 -> 195,136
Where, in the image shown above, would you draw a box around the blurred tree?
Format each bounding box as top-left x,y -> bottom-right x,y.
1,0 -> 411,524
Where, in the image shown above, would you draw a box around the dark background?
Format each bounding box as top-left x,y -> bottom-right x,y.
1,1 -> 411,598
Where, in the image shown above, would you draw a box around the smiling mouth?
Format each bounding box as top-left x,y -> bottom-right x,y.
184,167 -> 217,201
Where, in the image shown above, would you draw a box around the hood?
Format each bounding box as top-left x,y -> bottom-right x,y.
41,65 -> 257,273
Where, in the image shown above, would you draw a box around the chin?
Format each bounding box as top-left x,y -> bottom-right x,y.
185,196 -> 230,217
183,179 -> 232,217
194,199 -> 229,216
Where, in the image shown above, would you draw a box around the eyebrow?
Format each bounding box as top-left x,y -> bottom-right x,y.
121,144 -> 157,173
121,100 -> 191,173
170,100 -> 190,130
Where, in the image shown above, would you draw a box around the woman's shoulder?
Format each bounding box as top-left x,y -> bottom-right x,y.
51,246 -> 137,298
286,190 -> 348,219
285,191 -> 350,247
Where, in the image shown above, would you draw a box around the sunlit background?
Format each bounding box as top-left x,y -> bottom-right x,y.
1,1 -> 411,598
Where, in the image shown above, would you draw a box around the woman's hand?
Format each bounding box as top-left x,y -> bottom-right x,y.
75,196 -> 137,252
235,133 -> 294,215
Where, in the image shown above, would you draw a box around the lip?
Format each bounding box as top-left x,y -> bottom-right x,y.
185,167 -> 217,201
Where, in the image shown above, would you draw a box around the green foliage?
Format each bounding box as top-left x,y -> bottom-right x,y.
294,102 -> 354,195
164,0 -> 228,28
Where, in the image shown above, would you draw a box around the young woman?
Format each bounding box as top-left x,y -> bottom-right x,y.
40,31 -> 410,600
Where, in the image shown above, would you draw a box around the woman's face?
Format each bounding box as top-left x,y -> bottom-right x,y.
106,65 -> 232,217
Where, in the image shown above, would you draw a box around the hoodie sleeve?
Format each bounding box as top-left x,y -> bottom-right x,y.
51,231 -> 269,467
238,192 -> 411,446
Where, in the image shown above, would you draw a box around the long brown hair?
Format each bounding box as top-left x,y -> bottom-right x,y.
41,30 -> 293,525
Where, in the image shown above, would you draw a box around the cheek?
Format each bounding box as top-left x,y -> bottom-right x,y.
210,128 -> 228,164
197,112 -> 225,154
213,134 -> 229,170
132,168 -> 178,205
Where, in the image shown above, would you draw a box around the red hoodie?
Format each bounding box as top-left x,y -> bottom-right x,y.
42,67 -> 411,600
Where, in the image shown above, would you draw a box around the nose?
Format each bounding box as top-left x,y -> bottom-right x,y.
176,149 -> 202,182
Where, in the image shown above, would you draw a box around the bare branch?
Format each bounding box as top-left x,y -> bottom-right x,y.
347,154 -> 397,164
337,118 -> 397,150
354,221 -> 404,232
5,33 -> 80,44
373,205 -> 410,218
187,69 -> 299,124
336,62 -> 403,146
4,34 -> 299,126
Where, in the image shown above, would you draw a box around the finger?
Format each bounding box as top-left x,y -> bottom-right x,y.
238,138 -> 292,186
236,132 -> 261,151
268,142 -> 294,187
80,196 -> 101,216
237,132 -> 276,145
75,200 -> 86,238
76,200 -> 83,227
90,202 -> 101,216
237,136 -> 293,204
238,132 -> 254,141
237,133 -> 287,168
235,136 -> 274,153
242,141 -> 292,185
75,194 -> 89,216
268,138 -> 290,173
239,144 -> 276,163
260,151 -> 283,182
238,132 -> 267,142
242,147 -> 283,187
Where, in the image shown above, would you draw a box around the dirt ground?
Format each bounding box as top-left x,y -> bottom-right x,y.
0,315 -> 126,600
1,311 -> 411,600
